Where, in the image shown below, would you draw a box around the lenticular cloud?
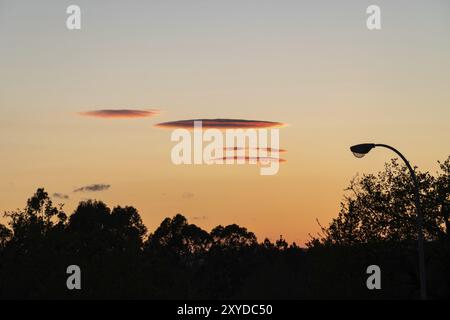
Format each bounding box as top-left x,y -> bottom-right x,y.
155,119 -> 285,129
79,109 -> 158,119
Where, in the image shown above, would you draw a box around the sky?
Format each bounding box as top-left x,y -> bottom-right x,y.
0,0 -> 449,245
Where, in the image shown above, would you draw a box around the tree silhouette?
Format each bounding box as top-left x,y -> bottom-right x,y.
308,156 -> 450,246
4,188 -> 66,243
0,156 -> 448,299
146,214 -> 210,258
0,224 -> 12,248
210,224 -> 257,249
67,201 -> 146,254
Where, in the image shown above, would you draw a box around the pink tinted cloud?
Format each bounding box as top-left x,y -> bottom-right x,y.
223,147 -> 287,153
213,156 -> 287,163
79,109 -> 159,119
155,119 -> 285,129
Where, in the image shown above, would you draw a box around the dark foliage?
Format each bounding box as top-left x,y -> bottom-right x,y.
0,157 -> 449,299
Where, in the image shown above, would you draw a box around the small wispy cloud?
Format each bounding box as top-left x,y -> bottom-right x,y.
182,192 -> 195,199
53,193 -> 69,200
155,119 -> 285,129
79,109 -> 159,119
191,215 -> 207,220
74,184 -> 111,192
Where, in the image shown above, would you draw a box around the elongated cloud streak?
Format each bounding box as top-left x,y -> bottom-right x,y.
53,193 -> 69,200
223,147 -> 287,153
155,119 -> 285,129
74,184 -> 111,192
79,109 -> 158,119
214,156 -> 287,163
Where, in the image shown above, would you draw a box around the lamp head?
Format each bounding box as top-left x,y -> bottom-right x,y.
350,143 -> 376,158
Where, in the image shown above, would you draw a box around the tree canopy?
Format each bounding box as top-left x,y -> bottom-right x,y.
0,156 -> 449,299
308,156 -> 449,246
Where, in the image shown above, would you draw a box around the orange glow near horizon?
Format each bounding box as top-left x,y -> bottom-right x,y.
0,1 -> 449,246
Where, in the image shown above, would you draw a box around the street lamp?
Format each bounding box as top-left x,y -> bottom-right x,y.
350,143 -> 427,300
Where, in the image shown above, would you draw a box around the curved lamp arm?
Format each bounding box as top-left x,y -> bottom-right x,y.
350,143 -> 427,299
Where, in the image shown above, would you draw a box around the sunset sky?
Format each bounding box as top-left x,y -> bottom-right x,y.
1,0 -> 449,245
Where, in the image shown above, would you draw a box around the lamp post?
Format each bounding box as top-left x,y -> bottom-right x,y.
349,143 -> 427,300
